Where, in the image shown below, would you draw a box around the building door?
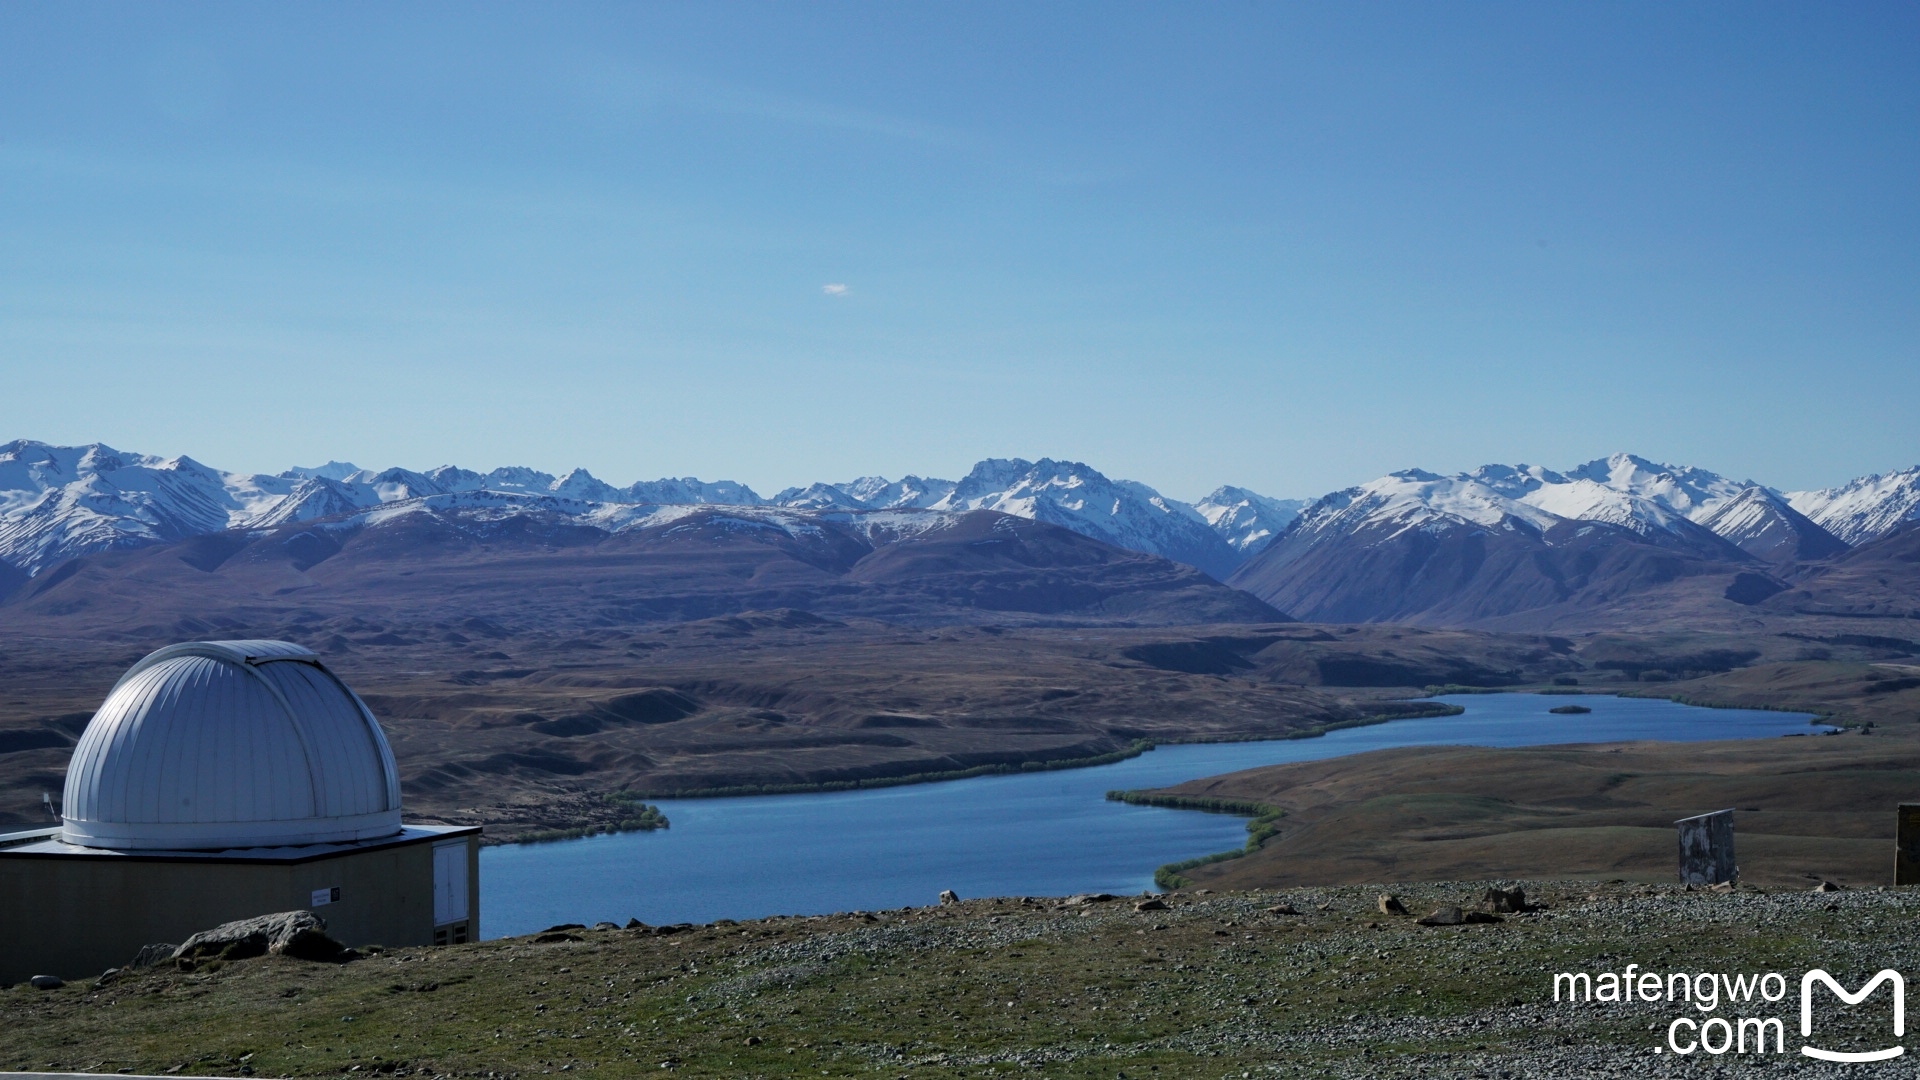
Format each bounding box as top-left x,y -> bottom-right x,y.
432,840 -> 469,929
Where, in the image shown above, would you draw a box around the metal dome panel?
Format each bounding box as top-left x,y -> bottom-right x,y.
60,641 -> 404,850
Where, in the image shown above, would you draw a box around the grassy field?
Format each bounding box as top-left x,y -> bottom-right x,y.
4,881 -> 1917,1078
1146,662 -> 1920,891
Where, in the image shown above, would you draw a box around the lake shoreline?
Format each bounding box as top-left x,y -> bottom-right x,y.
507,684 -> 1843,833
1127,688 -> 1836,889
488,699 -> 1470,843
479,693 -> 1822,934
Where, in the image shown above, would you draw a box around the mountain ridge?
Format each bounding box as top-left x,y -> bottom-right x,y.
0,498 -> 1284,632
1225,452 -> 1914,629
3,440 -> 1916,617
0,442 -> 1264,582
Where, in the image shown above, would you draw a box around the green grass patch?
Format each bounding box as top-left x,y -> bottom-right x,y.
1627,689 -> 1841,726
515,801 -> 668,845
622,740 -> 1157,800
1106,790 -> 1288,889
1290,699 -> 1466,737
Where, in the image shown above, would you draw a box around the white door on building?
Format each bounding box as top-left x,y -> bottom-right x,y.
433,840 -> 469,925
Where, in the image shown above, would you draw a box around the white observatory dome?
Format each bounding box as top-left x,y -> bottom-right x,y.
60,640 -> 404,850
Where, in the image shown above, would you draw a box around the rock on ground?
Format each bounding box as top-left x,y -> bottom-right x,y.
173,910 -> 348,965
128,943 -> 178,969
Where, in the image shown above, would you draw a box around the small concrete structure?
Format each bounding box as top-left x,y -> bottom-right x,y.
1676,808 -> 1737,886
0,641 -> 478,983
1895,804 -> 1920,885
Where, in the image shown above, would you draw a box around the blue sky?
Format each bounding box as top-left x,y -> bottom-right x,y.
1,3 -> 1915,500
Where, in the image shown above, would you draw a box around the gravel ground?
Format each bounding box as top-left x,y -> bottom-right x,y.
3,881 -> 1915,1078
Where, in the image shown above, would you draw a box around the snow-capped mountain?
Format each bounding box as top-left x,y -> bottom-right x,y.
1226,455 -> 1819,626
1462,453 -> 1753,537
1223,451 -> 1920,626
1560,454 -> 1753,519
919,459 -> 1241,580
826,475 -> 956,510
1245,453 -> 1855,571
1244,463 -> 1752,570
774,461 -> 1245,577
0,441 -> 780,578
1370,452 -> 1867,560
770,482 -> 869,510
1696,487 -> 1848,564
287,490 -> 986,559
330,463 -> 765,508
0,441 -> 1272,583
7,436 -> 1914,612
1787,467 -> 1920,546
0,441 -> 303,574
248,476 -> 381,530
1194,486 -> 1308,557
279,460 -> 362,483
1269,469 -> 1567,555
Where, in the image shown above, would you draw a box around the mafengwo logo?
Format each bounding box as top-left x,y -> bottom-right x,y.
1554,965 -> 1904,1059
1802,970 -> 1903,1063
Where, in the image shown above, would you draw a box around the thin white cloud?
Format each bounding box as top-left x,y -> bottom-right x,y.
821,283 -> 849,296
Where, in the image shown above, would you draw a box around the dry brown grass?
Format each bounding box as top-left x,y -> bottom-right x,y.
1153,662 -> 1920,890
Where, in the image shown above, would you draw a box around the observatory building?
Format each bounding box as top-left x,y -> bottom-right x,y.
0,640 -> 478,983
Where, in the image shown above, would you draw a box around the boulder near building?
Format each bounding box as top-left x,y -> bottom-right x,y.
0,640 -> 478,983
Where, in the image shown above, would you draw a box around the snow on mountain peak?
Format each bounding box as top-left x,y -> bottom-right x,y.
773,483 -> 869,510
0,440 -> 153,511
11,437 -> 1907,593
1282,457 -> 1752,556
1461,462 -> 1562,498
548,468 -> 619,502
621,477 -> 764,506
280,460 -> 364,482
845,475 -> 957,509
915,457 -> 1242,577
1195,486 -> 1307,556
1263,453 -> 1902,571
1696,485 -> 1849,563
1516,477 -> 1694,536
837,476 -> 896,503
1367,471 -> 1563,533
1561,452 -> 1753,520
1787,466 -> 1920,545
0,443 -> 1280,580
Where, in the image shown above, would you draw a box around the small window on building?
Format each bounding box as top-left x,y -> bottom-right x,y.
433,840 -> 469,926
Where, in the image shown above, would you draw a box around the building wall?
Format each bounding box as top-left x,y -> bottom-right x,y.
0,835 -> 477,983
468,835 -> 480,940
430,835 -> 482,946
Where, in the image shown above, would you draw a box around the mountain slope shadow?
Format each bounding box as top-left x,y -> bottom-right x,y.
0,505 -> 1280,632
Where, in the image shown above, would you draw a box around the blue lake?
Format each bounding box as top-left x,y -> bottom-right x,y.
480,693 -> 1825,936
